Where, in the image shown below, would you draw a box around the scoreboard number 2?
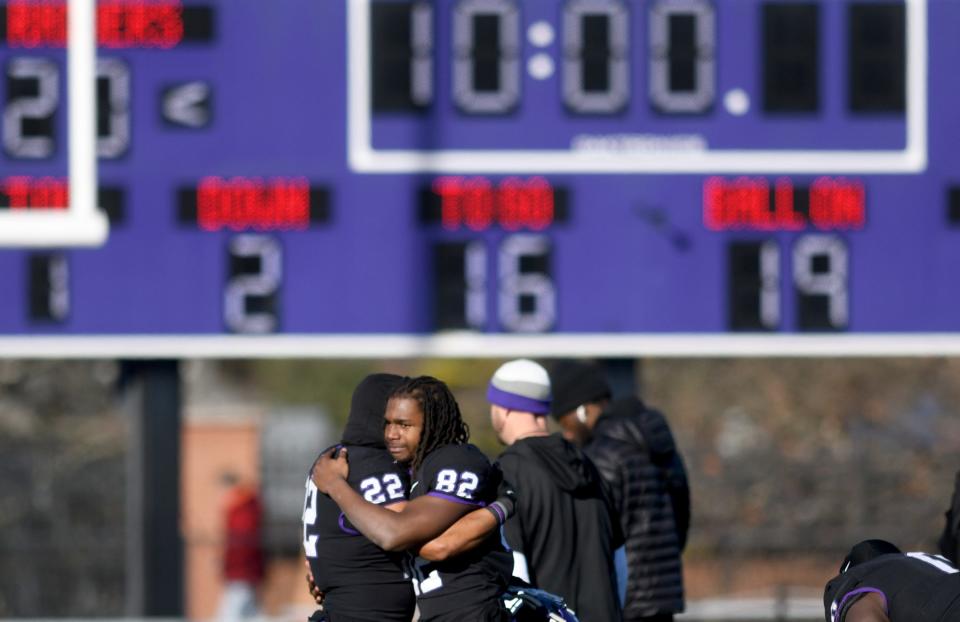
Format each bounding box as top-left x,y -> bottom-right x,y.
225,235 -> 282,334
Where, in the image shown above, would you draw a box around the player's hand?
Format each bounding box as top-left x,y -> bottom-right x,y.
312,446 -> 349,493
304,559 -> 324,606
488,480 -> 517,524
498,482 -> 517,514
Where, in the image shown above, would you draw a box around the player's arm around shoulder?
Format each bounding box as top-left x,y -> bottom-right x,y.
417,505 -> 500,562
314,446 -> 485,552
378,494 -> 477,551
419,458 -> 519,562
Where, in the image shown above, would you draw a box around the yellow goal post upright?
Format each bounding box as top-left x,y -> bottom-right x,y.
0,0 -> 107,247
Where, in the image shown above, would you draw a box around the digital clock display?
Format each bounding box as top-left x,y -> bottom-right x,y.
0,0 -> 956,354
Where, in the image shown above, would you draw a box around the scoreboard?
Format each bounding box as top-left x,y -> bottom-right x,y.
0,0 -> 955,356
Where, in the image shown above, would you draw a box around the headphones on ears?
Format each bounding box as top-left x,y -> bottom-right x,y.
576,405 -> 587,424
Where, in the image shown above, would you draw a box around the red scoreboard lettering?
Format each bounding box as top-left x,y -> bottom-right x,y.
197,177 -> 311,232
434,176 -> 555,232
6,0 -> 184,48
704,176 -> 866,231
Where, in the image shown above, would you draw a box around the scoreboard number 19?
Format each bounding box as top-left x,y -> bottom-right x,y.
729,235 -> 849,332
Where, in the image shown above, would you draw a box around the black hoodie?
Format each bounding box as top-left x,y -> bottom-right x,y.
498,434 -> 623,622
341,373 -> 406,448
303,373 -> 415,622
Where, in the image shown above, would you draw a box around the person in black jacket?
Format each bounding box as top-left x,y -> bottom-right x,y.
823,539 -> 960,622
487,359 -> 622,622
550,360 -> 690,622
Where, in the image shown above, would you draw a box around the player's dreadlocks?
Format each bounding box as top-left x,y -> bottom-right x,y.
390,375 -> 469,473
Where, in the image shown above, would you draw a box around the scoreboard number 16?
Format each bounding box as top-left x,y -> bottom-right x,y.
435,234 -> 555,333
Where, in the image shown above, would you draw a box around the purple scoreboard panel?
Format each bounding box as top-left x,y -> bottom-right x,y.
0,0 -> 950,346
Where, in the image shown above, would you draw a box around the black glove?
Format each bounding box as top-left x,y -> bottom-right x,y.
485,482 -> 517,525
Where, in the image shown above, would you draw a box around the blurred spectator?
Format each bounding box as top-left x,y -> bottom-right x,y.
487,359 -> 622,622
216,473 -> 264,622
824,538 -> 960,621
938,469 -> 960,564
550,360 -> 689,622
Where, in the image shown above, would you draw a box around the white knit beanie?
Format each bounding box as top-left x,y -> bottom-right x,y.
487,359 -> 552,414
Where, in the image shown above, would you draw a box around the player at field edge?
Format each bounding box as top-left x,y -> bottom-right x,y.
302,373 -> 416,622
303,373 -> 527,621
823,539 -> 960,621
312,375 -> 517,622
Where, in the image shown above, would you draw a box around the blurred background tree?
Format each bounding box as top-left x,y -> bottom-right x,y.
3,357 -> 960,614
